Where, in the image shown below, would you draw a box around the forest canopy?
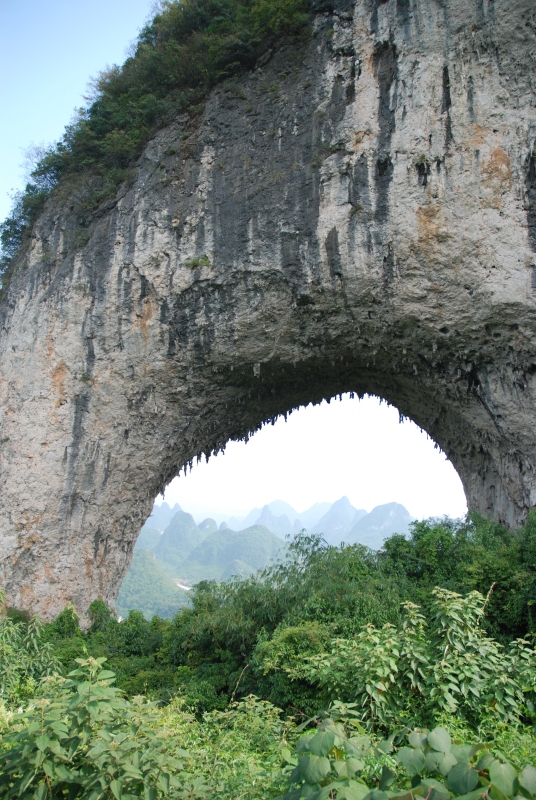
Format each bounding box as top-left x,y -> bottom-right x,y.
2,514 -> 536,798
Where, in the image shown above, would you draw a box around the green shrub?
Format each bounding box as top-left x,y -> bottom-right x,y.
0,590 -> 59,706
280,716 -> 536,800
265,589 -> 536,731
0,657 -> 190,799
379,512 -> 536,642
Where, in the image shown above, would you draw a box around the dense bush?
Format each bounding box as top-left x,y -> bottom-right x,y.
165,533 -> 407,712
379,513 -> 536,642
2,512 -> 536,798
261,588 -> 536,731
0,657 -> 190,799
0,0 -> 310,287
11,513 -> 536,720
280,715 -> 536,800
1,657 -> 535,799
0,589 -> 58,706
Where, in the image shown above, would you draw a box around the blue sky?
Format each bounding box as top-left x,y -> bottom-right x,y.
0,0 -> 155,219
0,1 -> 467,520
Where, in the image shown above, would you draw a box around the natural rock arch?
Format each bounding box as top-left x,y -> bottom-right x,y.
1,0 -> 536,618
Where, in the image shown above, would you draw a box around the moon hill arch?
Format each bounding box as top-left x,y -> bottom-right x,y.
0,0 -> 535,620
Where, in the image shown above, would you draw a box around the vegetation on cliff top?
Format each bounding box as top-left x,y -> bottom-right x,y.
0,0 -> 310,289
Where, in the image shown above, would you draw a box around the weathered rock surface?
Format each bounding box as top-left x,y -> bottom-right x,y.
1,0 -> 535,619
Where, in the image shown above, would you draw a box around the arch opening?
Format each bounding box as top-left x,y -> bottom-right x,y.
117,393 -> 467,617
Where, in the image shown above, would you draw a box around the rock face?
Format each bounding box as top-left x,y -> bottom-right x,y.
1,0 -> 535,619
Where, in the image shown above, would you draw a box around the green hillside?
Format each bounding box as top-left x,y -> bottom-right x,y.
116,549 -> 190,619
153,510 -> 208,576
179,525 -> 285,582
135,525 -> 161,551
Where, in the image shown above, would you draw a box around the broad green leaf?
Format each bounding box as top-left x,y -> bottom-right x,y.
419,778 -> 450,800
425,751 -> 444,773
364,789 -> 389,800
490,785 -> 511,800
346,738 -> 370,758
33,784 -> 48,800
447,763 -> 479,794
297,736 -> 314,754
337,784 -> 370,800
451,745 -> 474,764
53,764 -> 73,781
316,787 -> 339,800
298,755 -> 331,784
111,779 -> 123,799
519,765 -> 536,797
455,790 -> 487,800
428,728 -> 451,754
363,791 -> 389,800
42,761 -> 54,779
377,736 -> 395,754
282,748 -> 293,764
300,785 -> 321,797
476,754 -> 494,771
334,761 -> 349,779
490,760 -> 517,797
397,746 -> 426,777
35,736 -> 51,752
98,670 -> 116,680
379,767 -> 396,791
409,732 -> 428,750
308,730 -> 336,757
439,753 -> 458,777
347,758 -> 365,777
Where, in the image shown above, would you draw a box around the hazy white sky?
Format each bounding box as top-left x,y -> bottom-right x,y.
1,4 -> 468,525
161,395 -> 467,522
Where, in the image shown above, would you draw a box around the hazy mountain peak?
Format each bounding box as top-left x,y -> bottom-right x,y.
257,506 -> 295,538
311,496 -> 362,545
199,518 -> 218,535
267,500 -> 298,522
347,502 -> 413,550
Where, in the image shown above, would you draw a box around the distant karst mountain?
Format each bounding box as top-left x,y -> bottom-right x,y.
178,525 -> 285,582
120,496 -> 414,617
153,509 -> 210,575
346,503 -> 413,549
116,549 -> 190,619
226,497 -> 413,547
310,496 -> 367,545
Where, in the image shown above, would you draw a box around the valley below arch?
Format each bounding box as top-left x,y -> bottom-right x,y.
1,0 -> 536,619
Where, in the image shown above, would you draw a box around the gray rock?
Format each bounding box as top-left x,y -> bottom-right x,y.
1,0 -> 535,619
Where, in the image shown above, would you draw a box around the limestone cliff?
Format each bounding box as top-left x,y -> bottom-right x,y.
1,0 -> 535,618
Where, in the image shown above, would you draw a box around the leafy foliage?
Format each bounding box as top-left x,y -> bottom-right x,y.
379,512 -> 536,642
0,589 -> 59,705
273,589 -> 536,731
280,715 -> 536,800
2,512 -> 536,799
0,0 -> 310,287
165,533 -> 406,712
0,657 -> 190,799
